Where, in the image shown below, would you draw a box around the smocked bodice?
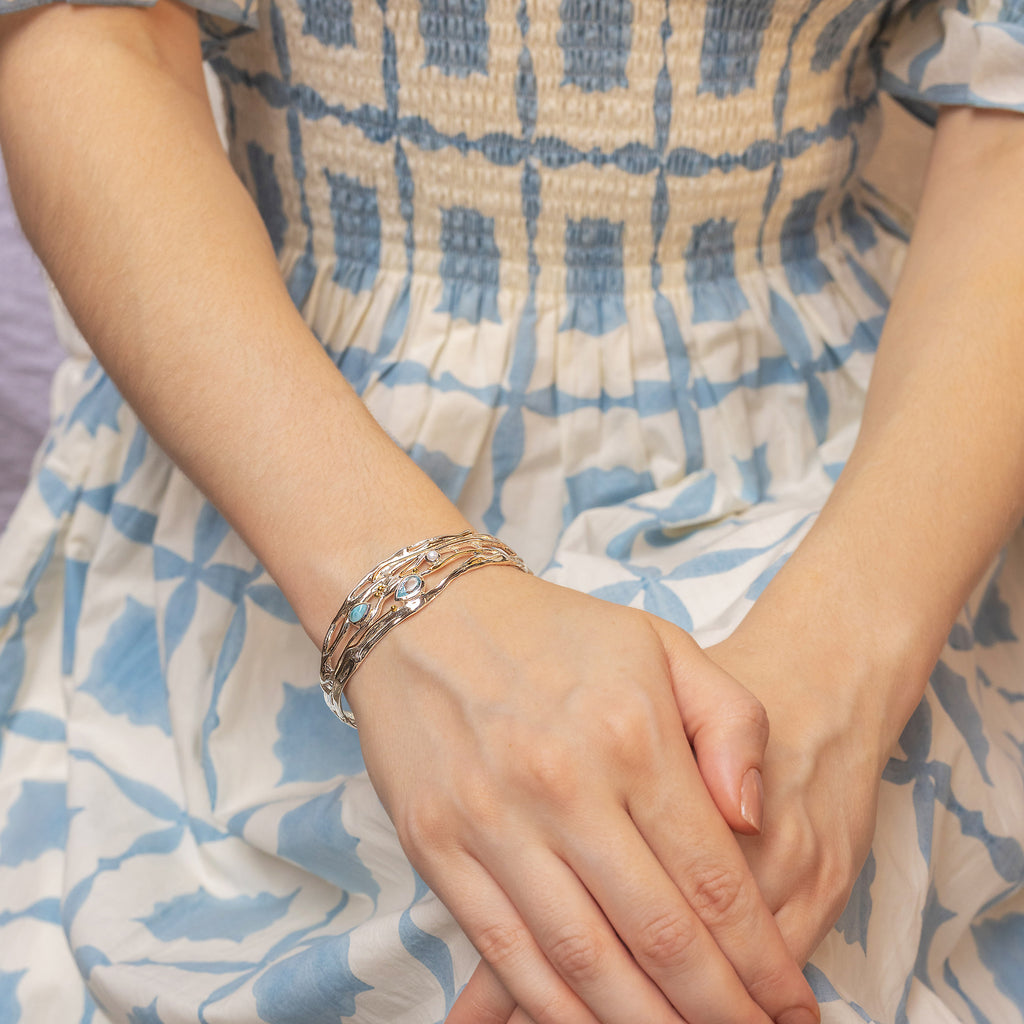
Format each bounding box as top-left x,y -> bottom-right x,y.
210,0 -> 890,298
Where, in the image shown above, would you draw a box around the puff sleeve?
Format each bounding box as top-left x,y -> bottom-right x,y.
0,0 -> 257,38
876,0 -> 1024,122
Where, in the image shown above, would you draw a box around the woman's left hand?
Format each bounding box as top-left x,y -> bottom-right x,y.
701,627 -> 898,965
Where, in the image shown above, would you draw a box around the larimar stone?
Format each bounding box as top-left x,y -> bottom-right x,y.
348,602 -> 370,624
396,574 -> 423,600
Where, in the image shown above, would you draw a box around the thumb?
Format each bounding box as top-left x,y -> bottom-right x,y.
653,620 -> 769,835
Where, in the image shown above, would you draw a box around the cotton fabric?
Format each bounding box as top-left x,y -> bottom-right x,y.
1,0 -> 1024,1021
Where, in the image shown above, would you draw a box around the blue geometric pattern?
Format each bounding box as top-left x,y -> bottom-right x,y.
699,0 -> 774,96
812,0 -> 887,72
0,781 -> 75,867
560,216 -> 627,335
325,171 -> 380,293
297,0 -> 354,48
420,0 -> 489,77
1,0 -> 1023,1020
557,0 -> 633,92
79,596 -> 171,734
437,205 -> 502,323
138,887 -> 297,943
684,218 -> 750,323
781,190 -> 834,294
247,142 -> 288,254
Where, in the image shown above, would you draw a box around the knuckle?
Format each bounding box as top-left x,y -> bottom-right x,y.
596,692 -> 660,766
546,923 -> 607,985
721,694 -> 770,745
773,812 -> 816,867
633,910 -> 699,970
475,921 -> 530,970
455,774 -> 502,831
528,991 -> 576,1024
512,738 -> 581,808
398,793 -> 453,855
813,839 -> 861,919
671,625 -> 700,652
687,862 -> 748,926
745,958 -> 801,1009
459,985 -> 514,1024
743,696 -> 770,740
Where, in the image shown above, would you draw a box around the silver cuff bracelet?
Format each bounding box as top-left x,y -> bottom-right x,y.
320,530 -> 531,727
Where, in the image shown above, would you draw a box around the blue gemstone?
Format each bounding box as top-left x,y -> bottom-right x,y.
396,574 -> 423,600
348,602 -> 370,624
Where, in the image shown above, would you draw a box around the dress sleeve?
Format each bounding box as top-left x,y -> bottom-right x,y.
875,0 -> 1024,123
0,0 -> 257,37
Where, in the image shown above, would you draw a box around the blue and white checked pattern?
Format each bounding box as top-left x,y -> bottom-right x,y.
1,0 -> 1024,1021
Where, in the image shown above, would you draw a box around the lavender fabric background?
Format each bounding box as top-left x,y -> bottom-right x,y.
0,157 -> 61,532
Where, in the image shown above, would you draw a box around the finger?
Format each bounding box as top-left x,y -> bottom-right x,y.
562,803 -> 778,1024
509,1011 -> 538,1024
627,739 -> 820,1024
476,838 -> 700,1024
421,850 -> 601,1024
655,622 -> 769,834
447,960 -> 516,1024
736,805 -> 835,966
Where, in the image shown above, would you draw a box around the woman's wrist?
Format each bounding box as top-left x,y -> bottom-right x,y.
733,542 -> 939,753
319,531 -> 531,726
280,481 -> 474,648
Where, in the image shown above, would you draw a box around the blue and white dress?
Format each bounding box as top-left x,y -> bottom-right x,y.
1,0 -> 1023,1020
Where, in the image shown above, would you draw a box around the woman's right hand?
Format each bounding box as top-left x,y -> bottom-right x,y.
348,570 -> 819,1024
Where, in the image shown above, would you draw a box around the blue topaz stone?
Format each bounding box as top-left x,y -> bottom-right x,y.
396,575 -> 424,600
348,602 -> 370,624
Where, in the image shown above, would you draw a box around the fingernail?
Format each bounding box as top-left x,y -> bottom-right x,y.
777,1007 -> 820,1024
740,767 -> 764,833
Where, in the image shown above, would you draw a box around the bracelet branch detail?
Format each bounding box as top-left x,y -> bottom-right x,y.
320,531 -> 532,726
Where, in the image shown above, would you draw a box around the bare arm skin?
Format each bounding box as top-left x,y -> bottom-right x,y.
0,6 -> 819,1024
0,3 -> 470,628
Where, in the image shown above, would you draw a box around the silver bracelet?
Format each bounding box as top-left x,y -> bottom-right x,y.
320,531 -> 531,727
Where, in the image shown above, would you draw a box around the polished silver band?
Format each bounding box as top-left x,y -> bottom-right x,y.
320,531 -> 531,727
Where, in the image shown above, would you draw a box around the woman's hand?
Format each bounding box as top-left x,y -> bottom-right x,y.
443,600 -> 907,1024
350,571 -> 819,1024
704,627 -> 897,965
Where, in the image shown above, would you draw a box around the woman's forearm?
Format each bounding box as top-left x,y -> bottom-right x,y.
0,4 -> 470,640
739,105 -> 1024,728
